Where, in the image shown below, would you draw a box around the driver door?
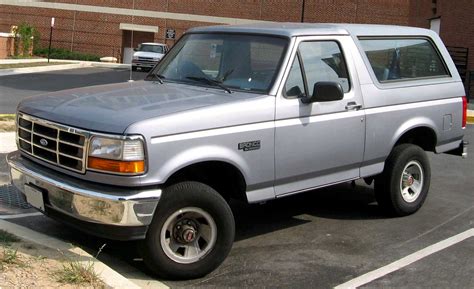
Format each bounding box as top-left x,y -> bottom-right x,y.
274,36 -> 366,196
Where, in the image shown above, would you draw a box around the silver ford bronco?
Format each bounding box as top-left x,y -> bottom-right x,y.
7,23 -> 468,279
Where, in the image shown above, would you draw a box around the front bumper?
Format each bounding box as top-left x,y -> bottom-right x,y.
132,60 -> 158,69
7,151 -> 161,240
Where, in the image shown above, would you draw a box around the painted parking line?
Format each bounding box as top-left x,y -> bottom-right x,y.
334,228 -> 474,289
0,212 -> 43,219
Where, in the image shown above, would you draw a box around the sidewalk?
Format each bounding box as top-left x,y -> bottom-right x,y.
0,132 -> 16,154
0,58 -> 130,77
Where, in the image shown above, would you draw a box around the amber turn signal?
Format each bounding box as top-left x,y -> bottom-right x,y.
88,157 -> 145,174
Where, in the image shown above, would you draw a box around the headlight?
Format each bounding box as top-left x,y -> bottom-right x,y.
87,136 -> 145,174
153,57 -> 161,61
133,55 -> 139,60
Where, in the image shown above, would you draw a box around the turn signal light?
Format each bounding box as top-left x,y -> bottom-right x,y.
88,157 -> 145,174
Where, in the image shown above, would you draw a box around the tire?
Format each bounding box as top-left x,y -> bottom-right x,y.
141,181 -> 235,280
374,144 -> 431,216
132,66 -> 137,71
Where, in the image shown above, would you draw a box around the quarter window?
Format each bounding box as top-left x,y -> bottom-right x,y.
359,38 -> 449,82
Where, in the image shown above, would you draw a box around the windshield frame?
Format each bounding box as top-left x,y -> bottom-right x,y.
138,44 -> 165,54
148,32 -> 290,94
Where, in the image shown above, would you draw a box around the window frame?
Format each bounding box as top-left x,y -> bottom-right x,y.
283,39 -> 352,99
358,36 -> 452,85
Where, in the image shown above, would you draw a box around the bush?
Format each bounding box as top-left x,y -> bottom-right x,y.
33,47 -> 101,62
13,22 -> 40,56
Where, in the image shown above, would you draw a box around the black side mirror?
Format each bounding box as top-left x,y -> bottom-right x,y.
133,48 -> 138,52
301,82 -> 344,104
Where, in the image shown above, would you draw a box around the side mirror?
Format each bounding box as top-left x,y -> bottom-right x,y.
301,82 -> 344,104
133,48 -> 138,52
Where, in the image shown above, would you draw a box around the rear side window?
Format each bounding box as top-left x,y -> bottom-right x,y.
359,38 -> 449,82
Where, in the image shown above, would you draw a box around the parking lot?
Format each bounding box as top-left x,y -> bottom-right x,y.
0,67 -> 473,288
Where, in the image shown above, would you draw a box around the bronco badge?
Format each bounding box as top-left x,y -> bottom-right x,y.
238,140 -> 261,151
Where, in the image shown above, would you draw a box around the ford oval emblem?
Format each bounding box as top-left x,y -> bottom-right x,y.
39,138 -> 48,146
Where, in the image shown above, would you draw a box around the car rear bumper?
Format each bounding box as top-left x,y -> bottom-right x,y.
7,151 -> 161,240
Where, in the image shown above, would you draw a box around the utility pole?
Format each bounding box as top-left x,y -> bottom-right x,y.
301,0 -> 305,23
48,17 -> 55,63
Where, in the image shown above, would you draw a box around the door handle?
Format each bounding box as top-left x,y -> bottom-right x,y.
345,102 -> 362,111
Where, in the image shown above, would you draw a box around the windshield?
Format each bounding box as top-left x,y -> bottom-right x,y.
138,44 -> 165,53
152,33 -> 288,93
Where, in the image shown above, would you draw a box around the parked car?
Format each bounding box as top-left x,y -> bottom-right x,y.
132,42 -> 168,71
8,23 -> 468,280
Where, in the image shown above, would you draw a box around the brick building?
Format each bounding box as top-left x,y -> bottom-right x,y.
0,0 -> 473,71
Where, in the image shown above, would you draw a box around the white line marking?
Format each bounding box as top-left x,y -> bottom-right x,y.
0,212 -> 43,219
334,228 -> 474,289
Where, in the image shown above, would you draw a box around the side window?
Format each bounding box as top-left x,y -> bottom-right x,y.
285,55 -> 306,98
359,38 -> 449,82
299,41 -> 350,95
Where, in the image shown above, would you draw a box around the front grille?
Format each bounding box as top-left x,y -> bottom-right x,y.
137,57 -> 156,63
17,114 -> 88,173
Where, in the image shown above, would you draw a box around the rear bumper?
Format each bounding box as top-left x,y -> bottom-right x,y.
444,140 -> 468,158
7,151 -> 161,240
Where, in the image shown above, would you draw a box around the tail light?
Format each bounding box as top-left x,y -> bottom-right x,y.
462,96 -> 467,128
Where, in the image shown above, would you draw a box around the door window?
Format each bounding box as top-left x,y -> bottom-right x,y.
284,41 -> 350,98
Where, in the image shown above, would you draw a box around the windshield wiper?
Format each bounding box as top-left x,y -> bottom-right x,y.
186,76 -> 233,94
145,73 -> 164,84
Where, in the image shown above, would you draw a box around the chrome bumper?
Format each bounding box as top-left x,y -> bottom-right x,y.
7,151 -> 161,227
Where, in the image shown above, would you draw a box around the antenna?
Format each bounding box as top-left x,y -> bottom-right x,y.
128,0 -> 135,82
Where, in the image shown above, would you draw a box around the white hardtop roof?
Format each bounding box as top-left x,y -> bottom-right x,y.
188,23 -> 435,38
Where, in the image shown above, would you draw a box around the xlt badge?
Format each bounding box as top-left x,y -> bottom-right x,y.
238,140 -> 260,151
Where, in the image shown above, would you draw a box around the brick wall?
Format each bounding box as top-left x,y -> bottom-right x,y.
0,0 -> 473,70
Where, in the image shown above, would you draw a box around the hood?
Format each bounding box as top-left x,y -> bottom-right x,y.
133,51 -> 164,59
18,81 -> 258,134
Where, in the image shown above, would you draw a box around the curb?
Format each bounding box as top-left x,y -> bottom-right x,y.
0,132 -> 16,154
0,219 -> 141,289
0,60 -> 130,77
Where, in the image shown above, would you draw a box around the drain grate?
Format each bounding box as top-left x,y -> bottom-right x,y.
0,184 -> 32,209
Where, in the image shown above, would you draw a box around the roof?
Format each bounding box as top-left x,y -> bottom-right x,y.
140,42 -> 166,46
188,23 -> 435,38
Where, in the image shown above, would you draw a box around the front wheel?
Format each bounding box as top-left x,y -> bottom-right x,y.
141,181 -> 235,279
375,144 -> 431,216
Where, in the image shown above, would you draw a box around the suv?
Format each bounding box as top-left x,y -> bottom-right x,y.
132,42 -> 168,71
7,23 -> 468,279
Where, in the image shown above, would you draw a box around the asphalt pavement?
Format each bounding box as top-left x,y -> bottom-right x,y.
0,68 -> 472,288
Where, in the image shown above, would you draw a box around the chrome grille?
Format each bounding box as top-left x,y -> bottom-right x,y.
17,113 -> 88,173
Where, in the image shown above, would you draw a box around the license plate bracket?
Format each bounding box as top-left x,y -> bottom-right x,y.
24,184 -> 45,212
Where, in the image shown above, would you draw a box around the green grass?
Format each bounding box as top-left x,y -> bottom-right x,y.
0,114 -> 15,122
0,114 -> 16,132
0,62 -> 71,70
0,230 -> 20,245
54,261 -> 101,286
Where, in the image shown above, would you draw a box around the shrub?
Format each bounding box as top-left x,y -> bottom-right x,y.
34,47 -> 101,62
13,22 -> 40,56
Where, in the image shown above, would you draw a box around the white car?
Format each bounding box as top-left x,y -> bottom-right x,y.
132,42 -> 168,71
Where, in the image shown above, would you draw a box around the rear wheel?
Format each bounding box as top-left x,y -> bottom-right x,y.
375,144 -> 431,216
141,181 -> 235,279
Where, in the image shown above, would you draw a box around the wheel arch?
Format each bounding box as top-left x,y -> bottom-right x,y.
164,160 -> 248,202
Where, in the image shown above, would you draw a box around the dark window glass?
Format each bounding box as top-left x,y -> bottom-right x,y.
285,56 -> 306,98
138,44 -> 165,54
359,38 -> 449,82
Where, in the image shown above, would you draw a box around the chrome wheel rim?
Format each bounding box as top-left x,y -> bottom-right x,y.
160,207 -> 217,264
400,160 -> 424,203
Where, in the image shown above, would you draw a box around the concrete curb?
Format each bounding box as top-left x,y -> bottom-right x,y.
0,132 -> 16,154
0,60 -> 130,77
0,219 -> 141,289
